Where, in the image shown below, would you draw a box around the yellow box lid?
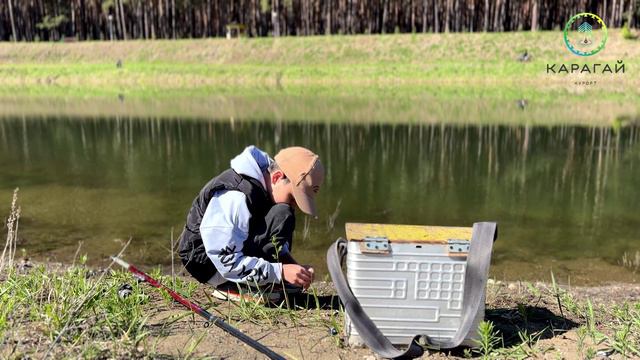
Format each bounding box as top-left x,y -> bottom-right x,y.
345,223 -> 472,244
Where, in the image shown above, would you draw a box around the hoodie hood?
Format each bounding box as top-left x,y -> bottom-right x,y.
230,146 -> 272,189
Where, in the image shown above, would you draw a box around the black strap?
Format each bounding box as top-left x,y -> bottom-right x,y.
327,222 -> 497,359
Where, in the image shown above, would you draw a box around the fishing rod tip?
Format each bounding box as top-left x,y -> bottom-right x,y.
110,256 -> 130,269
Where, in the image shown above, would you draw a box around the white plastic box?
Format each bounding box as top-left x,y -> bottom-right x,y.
344,223 -> 484,347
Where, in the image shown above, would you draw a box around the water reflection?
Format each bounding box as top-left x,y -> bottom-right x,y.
0,117 -> 638,283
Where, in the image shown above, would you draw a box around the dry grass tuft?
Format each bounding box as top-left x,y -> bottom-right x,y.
0,188 -> 20,275
621,251 -> 640,272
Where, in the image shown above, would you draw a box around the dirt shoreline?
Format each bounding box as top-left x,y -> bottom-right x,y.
146,279 -> 640,359
2,259 -> 640,359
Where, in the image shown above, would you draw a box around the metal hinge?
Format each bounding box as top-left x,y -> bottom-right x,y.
447,239 -> 470,254
360,236 -> 391,254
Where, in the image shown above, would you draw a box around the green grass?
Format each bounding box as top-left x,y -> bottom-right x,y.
2,252 -> 640,359
569,299 -> 640,358
473,321 -> 501,358
480,276 -> 640,359
0,30 -> 640,98
0,188 -> 147,357
0,188 -> 345,357
0,85 -> 638,126
2,190 -> 640,358
0,31 -> 638,124
0,263 -> 151,358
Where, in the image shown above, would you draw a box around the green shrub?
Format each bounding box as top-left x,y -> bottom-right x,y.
622,23 -> 638,40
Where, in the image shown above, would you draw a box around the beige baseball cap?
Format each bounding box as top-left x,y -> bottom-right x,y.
274,147 -> 325,217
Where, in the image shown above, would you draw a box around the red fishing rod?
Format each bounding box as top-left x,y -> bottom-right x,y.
111,256 -> 285,360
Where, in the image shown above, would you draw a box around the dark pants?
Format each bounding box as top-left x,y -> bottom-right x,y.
181,203 -> 295,283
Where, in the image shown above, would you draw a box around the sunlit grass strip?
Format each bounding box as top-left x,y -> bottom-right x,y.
0,30 -> 638,102
0,61 -> 637,98
0,91 -> 638,127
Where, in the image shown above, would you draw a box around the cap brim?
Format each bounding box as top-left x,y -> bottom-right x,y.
291,185 -> 317,217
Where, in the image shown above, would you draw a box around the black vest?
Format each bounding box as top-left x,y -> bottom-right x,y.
178,168 -> 273,283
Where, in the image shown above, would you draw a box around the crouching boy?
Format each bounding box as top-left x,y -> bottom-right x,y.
178,145 -> 324,302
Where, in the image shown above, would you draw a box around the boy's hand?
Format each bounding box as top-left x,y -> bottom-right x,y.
282,264 -> 313,289
303,265 -> 315,282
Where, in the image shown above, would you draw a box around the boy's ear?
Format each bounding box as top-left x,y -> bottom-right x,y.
271,170 -> 285,185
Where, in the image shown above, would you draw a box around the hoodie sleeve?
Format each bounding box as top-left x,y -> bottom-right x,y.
199,190 -> 283,285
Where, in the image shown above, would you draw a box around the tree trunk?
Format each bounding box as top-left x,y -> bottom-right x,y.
272,0 -> 280,36
454,0 -> 460,31
445,0 -> 451,32
144,2 -> 149,39
410,0 -> 415,32
434,0 -> 439,32
171,0 -> 176,38
71,1 -> 76,38
469,0 -> 475,32
325,0 -> 331,35
119,0 -> 128,40
8,0 -> 18,41
346,0 -> 352,34
531,0 -> 538,31
2,0 -> 639,41
493,0 -> 501,31
114,0 -> 122,39
422,0 -> 427,32
382,0 -> 388,33
483,0 -> 489,31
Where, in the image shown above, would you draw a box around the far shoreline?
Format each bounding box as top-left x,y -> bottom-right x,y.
0,93 -> 638,127
0,30 -> 639,126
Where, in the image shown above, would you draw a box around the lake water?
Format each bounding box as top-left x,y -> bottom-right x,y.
1,116 -> 639,285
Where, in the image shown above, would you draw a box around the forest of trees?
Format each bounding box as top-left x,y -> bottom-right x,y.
1,0 -> 639,42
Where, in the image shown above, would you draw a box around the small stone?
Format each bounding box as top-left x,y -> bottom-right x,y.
596,349 -> 613,358
508,283 -> 517,290
17,258 -> 33,273
118,283 -> 133,299
417,335 -> 429,346
85,269 -> 102,278
329,327 -> 338,336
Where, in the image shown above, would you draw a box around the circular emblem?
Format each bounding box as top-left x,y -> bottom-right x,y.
563,13 -> 607,56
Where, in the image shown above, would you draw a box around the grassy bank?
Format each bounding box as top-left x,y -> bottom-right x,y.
0,31 -> 639,125
0,31 -> 638,94
2,190 -> 640,359
2,260 -> 640,358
